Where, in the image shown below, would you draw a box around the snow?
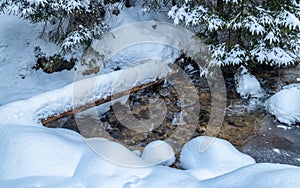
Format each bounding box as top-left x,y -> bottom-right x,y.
0,59 -> 172,126
78,3 -> 184,78
276,10 -> 300,30
200,163 -> 300,188
0,14 -> 76,105
265,84 -> 300,125
265,31 -> 280,44
208,15 -> 223,31
1,125 -> 300,187
180,136 -> 255,179
105,2 -> 171,29
245,15 -> 266,35
141,140 -> 175,166
0,124 -> 83,180
235,66 -> 263,99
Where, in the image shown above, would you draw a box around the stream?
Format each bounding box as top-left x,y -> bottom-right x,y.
45,59 -> 300,167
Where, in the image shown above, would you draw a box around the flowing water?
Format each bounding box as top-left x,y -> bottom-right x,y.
44,60 -> 300,167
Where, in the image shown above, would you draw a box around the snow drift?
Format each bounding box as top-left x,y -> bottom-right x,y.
1,125 -> 300,187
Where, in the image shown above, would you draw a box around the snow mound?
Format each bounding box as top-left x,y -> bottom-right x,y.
265,84 -> 300,125
0,125 -> 84,180
86,138 -> 174,167
1,125 -> 300,187
85,137 -> 152,167
141,140 -> 175,166
235,66 -> 263,98
180,136 -> 255,178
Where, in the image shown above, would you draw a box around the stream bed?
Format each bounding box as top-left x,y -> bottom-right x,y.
44,59 -> 300,167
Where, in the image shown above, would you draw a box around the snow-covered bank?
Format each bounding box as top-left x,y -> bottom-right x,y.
0,6 -> 180,106
0,14 -> 76,105
0,60 -> 172,126
1,124 -> 300,187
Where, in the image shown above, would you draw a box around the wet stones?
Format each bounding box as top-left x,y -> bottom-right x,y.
33,54 -> 75,73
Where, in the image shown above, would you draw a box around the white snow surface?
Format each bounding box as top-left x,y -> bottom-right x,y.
141,140 -> 175,166
1,125 -> 300,187
0,59 -> 172,126
235,66 -> 263,98
91,2 -> 181,75
265,83 -> 300,125
0,14 -> 76,105
180,136 -> 255,179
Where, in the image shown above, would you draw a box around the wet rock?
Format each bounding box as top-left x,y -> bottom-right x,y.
44,115 -> 79,133
242,115 -> 300,166
33,54 -> 75,74
242,134 -> 300,166
281,64 -> 300,85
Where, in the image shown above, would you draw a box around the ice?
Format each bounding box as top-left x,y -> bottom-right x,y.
159,88 -> 170,97
172,111 -> 185,126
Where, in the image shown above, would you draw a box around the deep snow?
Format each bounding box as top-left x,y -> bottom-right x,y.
1,125 -> 300,187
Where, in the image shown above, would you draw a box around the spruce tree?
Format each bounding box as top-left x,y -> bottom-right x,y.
0,0 -> 109,52
168,0 -> 300,66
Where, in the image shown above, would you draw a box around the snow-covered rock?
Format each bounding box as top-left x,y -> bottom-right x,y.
86,138 -> 175,167
265,84 -> 300,125
180,136 -> 255,178
85,137 -> 152,167
141,140 -> 175,166
235,66 -> 263,98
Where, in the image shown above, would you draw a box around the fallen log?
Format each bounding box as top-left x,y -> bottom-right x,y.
41,78 -> 165,125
